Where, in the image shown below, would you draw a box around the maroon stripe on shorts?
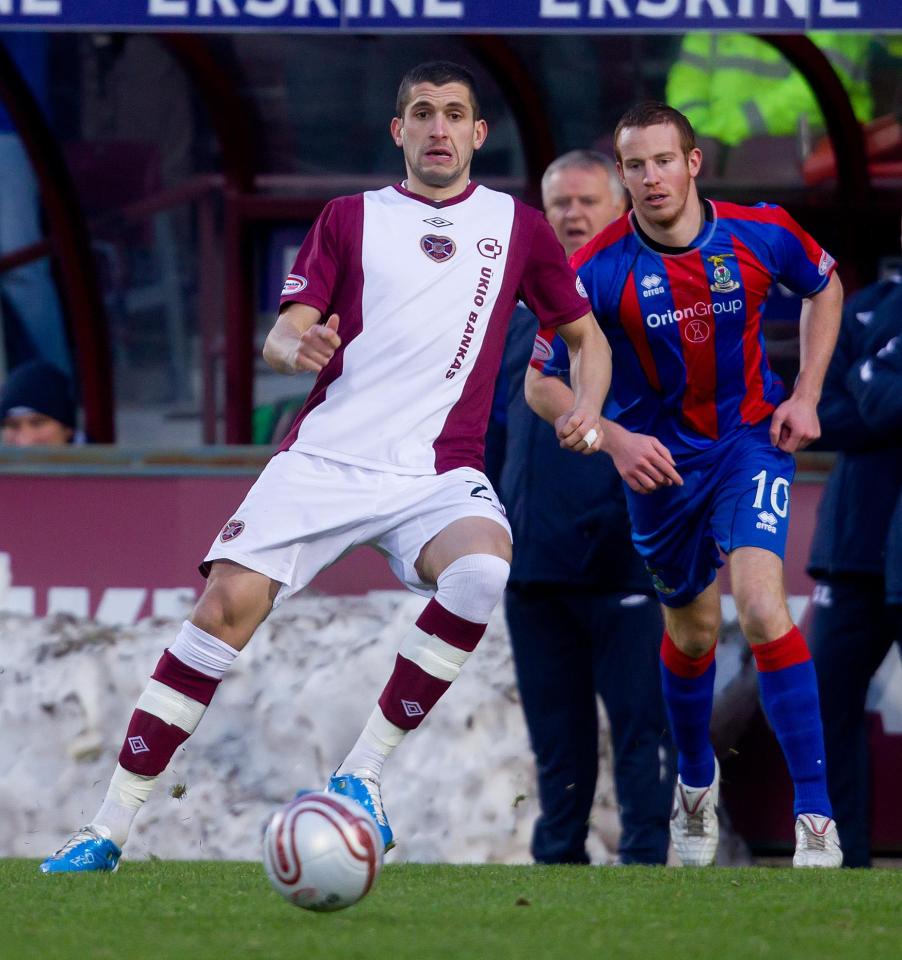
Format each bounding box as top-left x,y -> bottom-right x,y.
152,650 -> 220,705
118,709 -> 190,776
378,654 -> 452,731
416,598 -> 486,652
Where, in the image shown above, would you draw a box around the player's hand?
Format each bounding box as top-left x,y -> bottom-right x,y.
554,408 -> 603,455
606,426 -> 683,493
769,395 -> 820,453
292,314 -> 341,373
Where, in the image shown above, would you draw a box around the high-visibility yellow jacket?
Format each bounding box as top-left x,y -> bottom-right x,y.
666,32 -> 874,147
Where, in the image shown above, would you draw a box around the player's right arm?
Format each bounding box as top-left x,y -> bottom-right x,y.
598,417 -> 683,493
262,303 -> 341,374
526,325 -> 682,489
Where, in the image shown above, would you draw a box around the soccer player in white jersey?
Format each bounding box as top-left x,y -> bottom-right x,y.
41,61 -> 612,872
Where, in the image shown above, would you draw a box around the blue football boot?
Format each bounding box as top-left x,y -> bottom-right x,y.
327,772 -> 395,852
40,826 -> 122,874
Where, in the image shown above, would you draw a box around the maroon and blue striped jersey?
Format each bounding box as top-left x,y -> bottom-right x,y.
531,201 -> 836,456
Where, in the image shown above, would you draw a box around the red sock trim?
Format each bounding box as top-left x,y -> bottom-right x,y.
416,598 -> 486,652
660,631 -> 716,678
751,625 -> 811,673
152,650 -> 219,706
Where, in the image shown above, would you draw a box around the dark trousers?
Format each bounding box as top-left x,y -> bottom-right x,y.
505,583 -> 675,865
810,576 -> 902,868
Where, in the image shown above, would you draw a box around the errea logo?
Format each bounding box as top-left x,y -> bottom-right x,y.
641,274 -> 664,297
756,511 -> 778,534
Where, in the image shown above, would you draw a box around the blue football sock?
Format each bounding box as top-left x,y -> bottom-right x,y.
660,632 -> 717,788
753,627 -> 832,818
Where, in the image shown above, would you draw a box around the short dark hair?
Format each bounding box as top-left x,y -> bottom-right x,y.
396,61 -> 481,119
613,102 -> 696,162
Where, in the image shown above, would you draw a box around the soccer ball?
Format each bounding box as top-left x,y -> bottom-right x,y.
261,791 -> 383,912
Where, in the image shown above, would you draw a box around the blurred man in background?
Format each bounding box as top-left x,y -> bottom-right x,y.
808,222 -> 902,867
0,359 -> 77,446
491,150 -> 675,866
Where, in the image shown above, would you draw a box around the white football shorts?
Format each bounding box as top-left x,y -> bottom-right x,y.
203,450 -> 511,605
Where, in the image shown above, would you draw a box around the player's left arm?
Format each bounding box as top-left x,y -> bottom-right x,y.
525,313 -> 610,454
769,270 -> 843,452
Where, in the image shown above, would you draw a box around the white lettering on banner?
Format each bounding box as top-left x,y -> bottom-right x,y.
765,0 -> 805,15
534,0 -> 861,19
589,0 -> 630,14
0,0 -> 61,12
541,0 -> 580,16
199,0 -> 239,13
0,584 -> 197,624
298,0 -> 339,12
821,0 -> 859,15
146,0 -> 463,16
423,0 -> 463,15
636,0 -> 680,16
149,0 -> 188,14
687,0 -> 731,15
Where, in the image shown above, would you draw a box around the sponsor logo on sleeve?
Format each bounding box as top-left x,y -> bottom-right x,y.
530,335 -> 554,364
220,519 -> 246,542
281,274 -> 308,296
818,250 -> 835,276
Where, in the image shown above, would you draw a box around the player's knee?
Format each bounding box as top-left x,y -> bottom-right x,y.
191,578 -> 268,646
736,594 -> 791,645
435,553 -> 510,624
666,612 -> 719,658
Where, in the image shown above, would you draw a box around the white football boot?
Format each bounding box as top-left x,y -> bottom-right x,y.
793,814 -> 843,868
671,758 -> 719,866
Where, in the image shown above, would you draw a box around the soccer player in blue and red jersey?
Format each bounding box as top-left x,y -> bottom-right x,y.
527,102 -> 844,868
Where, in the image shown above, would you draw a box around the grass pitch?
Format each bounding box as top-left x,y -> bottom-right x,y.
7,859 -> 901,960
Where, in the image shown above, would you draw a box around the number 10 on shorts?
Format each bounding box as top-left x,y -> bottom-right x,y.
752,469 -> 789,518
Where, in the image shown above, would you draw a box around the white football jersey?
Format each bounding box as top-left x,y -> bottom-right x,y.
278,182 -> 587,474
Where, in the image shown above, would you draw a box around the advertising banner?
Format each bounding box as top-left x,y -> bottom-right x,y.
0,1 -> 899,34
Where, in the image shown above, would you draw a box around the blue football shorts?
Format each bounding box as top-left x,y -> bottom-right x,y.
624,421 -> 796,608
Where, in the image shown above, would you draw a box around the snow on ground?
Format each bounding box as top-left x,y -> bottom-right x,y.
0,591 -> 622,865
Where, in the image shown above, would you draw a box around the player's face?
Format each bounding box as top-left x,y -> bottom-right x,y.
1,411 -> 72,446
391,82 -> 487,197
543,166 -> 625,258
616,123 -> 702,230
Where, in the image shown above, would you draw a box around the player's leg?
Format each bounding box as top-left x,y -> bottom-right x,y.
41,562 -> 278,873
42,452 -> 356,873
660,583 -> 723,866
729,547 -> 841,867
809,577 -> 893,867
506,584 -> 598,864
594,593 -> 675,865
331,515 -> 510,848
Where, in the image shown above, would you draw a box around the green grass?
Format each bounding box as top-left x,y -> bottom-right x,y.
5,860 -> 901,960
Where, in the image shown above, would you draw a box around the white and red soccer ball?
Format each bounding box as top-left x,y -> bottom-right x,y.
262,791 -> 383,912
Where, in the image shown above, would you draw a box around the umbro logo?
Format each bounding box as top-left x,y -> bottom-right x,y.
128,736 -> 150,754
756,510 -> 778,533
401,700 -> 424,718
423,216 -> 453,228
640,274 -> 664,297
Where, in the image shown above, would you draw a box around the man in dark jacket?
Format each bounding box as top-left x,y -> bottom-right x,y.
808,254 -> 902,867
491,151 -> 675,865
